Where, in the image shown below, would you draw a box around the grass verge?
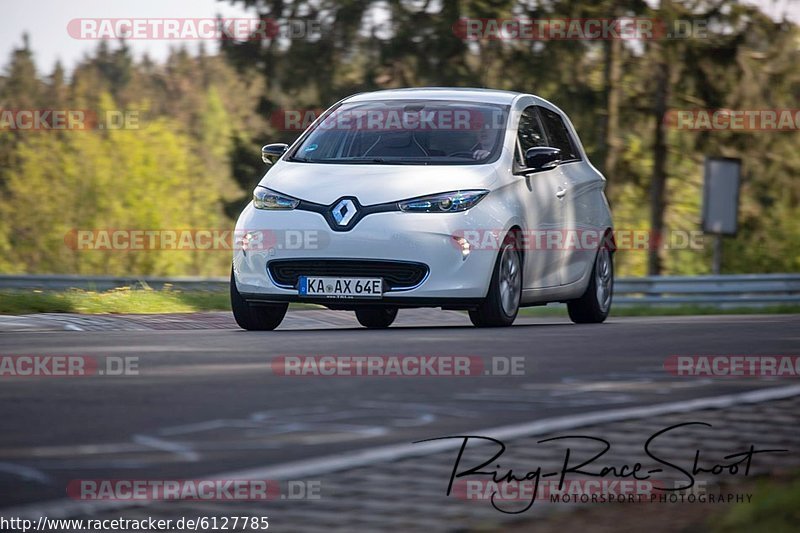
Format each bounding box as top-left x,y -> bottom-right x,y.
0,287 -> 231,314
1,288 -> 799,316
495,471 -> 800,533
713,473 -> 800,533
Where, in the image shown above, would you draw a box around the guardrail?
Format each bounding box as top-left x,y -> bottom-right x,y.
613,273 -> 800,306
0,273 -> 798,306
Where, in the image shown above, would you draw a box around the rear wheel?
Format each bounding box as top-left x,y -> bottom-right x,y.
230,268 -> 288,331
355,307 -> 398,329
567,246 -> 613,324
469,237 -> 521,327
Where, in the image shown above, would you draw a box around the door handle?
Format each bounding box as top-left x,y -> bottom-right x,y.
556,187 -> 567,199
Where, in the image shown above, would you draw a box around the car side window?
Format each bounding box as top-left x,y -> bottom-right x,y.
538,106 -> 580,161
515,106 -> 548,166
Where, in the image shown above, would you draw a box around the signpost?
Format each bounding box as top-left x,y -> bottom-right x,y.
702,157 -> 741,274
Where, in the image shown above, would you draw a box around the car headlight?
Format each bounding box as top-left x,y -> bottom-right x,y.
398,190 -> 489,213
253,187 -> 300,210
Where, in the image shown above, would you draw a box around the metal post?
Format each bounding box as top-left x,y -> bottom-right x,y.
712,235 -> 722,275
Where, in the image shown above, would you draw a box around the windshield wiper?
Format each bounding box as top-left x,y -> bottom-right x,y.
339,157 -> 430,165
348,157 -> 389,164
289,157 -> 431,165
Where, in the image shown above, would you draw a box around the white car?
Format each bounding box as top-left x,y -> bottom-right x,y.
231,88 -> 614,330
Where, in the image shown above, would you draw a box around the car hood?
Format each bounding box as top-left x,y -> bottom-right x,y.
258,162 -> 499,206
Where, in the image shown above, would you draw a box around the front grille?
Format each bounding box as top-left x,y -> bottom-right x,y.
268,259 -> 429,291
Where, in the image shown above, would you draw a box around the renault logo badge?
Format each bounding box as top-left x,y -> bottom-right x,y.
331,199 -> 357,226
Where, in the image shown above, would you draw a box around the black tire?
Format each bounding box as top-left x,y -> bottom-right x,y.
469,235 -> 522,328
567,246 -> 613,324
230,268 -> 288,331
355,307 -> 398,329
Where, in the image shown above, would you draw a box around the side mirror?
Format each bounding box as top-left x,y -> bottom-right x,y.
524,147 -> 561,172
262,143 -> 289,164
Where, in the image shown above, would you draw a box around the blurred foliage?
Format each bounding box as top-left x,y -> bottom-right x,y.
0,41 -> 265,276
0,0 -> 798,277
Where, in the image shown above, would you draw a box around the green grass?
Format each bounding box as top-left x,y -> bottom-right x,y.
713,474 -> 800,533
0,288 -> 798,316
0,287 -> 231,314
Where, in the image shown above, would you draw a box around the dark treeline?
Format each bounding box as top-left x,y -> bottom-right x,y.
0,0 -> 798,277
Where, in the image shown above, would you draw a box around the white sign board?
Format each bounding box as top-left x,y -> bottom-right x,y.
702,157 -> 741,235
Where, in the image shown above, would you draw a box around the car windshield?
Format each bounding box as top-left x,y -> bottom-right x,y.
289,100 -> 509,165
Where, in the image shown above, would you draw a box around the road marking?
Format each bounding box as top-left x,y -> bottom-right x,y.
131,435 -> 199,462
3,384 -> 799,519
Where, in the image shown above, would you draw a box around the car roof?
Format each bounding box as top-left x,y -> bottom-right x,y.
344,87 -> 541,106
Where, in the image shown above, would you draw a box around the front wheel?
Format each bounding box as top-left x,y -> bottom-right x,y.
469,237 -> 521,327
567,246 -> 613,324
230,268 -> 288,330
355,307 -> 398,329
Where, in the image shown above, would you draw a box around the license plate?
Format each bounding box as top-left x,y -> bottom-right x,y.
298,276 -> 383,299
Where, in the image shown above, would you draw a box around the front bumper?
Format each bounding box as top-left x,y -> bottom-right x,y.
232,203 -> 502,304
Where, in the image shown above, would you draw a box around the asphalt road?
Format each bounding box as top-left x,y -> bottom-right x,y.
0,312 -> 797,509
